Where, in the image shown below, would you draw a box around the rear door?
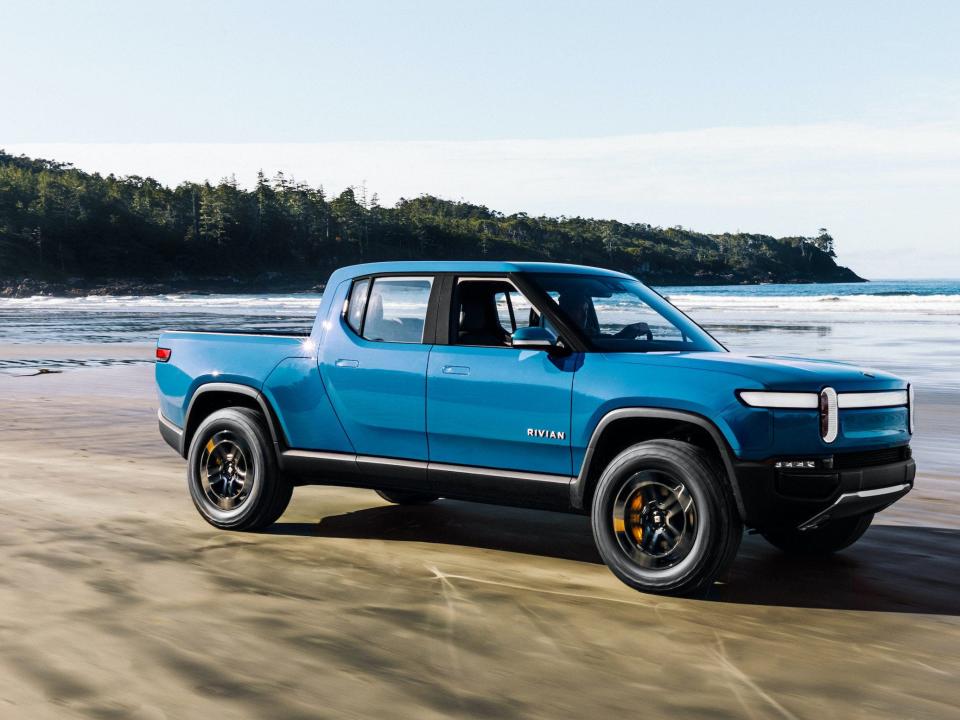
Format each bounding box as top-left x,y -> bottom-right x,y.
425,277 -> 577,477
320,275 -> 436,462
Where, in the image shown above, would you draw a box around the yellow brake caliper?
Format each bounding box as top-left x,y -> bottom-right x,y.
629,494 -> 644,542
615,493 -> 644,541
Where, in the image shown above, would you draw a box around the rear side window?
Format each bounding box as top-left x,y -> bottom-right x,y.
346,278 -> 370,333
361,277 -> 433,343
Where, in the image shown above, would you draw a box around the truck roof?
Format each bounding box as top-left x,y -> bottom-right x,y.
329,260 -> 633,280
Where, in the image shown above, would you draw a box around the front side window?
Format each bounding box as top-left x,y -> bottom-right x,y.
527,273 -> 723,353
494,289 -> 541,333
454,279 -> 542,347
360,277 -> 433,343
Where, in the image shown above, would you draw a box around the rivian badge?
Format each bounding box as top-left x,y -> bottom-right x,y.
527,428 -> 566,440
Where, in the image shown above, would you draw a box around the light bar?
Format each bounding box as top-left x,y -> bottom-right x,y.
738,385 -> 910,444
837,390 -> 908,409
738,391 -> 818,409
739,389 -> 910,411
908,384 -> 915,433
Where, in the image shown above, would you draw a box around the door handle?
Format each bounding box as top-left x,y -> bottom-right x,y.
442,365 -> 470,375
335,359 -> 360,368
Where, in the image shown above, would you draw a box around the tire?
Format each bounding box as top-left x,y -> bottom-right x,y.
375,489 -> 438,505
761,513 -> 873,555
591,440 -> 742,597
186,407 -> 292,531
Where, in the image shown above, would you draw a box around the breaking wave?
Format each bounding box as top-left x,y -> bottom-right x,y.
663,293 -> 960,315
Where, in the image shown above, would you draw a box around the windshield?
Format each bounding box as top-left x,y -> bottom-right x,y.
527,273 -> 723,353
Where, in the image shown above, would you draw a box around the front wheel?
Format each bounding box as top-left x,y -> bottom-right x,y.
187,407 -> 292,531
591,440 -> 742,597
761,513 -> 873,555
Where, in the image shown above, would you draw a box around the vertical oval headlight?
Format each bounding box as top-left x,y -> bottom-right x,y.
820,387 -> 838,443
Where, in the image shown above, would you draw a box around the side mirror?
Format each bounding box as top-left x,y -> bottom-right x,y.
511,326 -> 562,352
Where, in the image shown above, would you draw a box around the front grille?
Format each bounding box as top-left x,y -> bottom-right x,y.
832,445 -> 911,470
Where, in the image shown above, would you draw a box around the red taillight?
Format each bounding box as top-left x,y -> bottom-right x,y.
156,347 -> 172,362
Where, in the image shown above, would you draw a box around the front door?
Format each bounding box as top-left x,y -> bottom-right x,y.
426,278 -> 576,477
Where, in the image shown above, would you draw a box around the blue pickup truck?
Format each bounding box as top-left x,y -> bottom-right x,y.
156,261 -> 915,596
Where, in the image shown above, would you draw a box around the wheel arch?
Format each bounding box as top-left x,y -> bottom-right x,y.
571,408 -> 746,520
181,382 -> 286,460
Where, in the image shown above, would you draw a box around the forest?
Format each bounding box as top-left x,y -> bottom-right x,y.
0,150 -> 862,294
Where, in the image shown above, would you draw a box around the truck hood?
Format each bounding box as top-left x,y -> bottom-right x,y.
602,351 -> 906,391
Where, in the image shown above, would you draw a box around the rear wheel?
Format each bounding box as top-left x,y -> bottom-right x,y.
375,489 -> 438,505
591,440 -> 742,597
761,513 -> 873,555
187,408 -> 292,530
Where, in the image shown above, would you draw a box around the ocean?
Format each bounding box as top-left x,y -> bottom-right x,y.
1,279 -> 958,389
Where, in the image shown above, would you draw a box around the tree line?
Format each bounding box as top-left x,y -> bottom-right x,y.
0,150 -> 859,288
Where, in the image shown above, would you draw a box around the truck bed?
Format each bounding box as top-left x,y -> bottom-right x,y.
156,330 -> 312,428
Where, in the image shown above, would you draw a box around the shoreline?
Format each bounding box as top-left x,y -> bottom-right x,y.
0,273 -> 868,299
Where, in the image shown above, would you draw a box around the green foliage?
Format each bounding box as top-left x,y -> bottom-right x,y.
0,150 -> 860,284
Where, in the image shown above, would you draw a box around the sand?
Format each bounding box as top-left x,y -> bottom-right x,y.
0,361 -> 958,719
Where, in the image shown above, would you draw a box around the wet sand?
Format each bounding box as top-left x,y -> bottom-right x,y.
1,361 -> 959,719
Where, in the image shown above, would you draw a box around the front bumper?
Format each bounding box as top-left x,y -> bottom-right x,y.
734,447 -> 916,530
795,482 -> 911,530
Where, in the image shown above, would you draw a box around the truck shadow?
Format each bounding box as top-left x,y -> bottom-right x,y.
271,500 -> 601,564
268,501 -> 960,616
716,524 -> 960,615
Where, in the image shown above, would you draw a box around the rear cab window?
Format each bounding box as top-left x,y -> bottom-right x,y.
346,278 -> 370,333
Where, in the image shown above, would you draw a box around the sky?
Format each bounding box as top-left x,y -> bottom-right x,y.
2,0 -> 958,278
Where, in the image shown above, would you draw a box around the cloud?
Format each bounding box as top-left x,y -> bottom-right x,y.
8,123 -> 960,278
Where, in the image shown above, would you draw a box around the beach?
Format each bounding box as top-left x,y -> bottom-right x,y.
1,284 -> 959,718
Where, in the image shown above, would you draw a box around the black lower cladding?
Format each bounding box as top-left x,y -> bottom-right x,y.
158,413 -> 184,455
280,450 -> 572,510
734,446 -> 916,530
